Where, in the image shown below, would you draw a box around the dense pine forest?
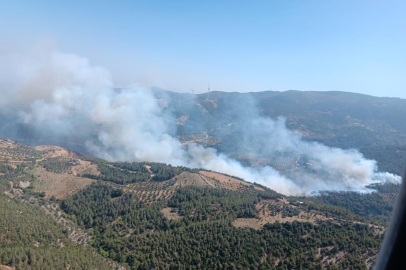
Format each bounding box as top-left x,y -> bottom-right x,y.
0,195 -> 115,270
81,159 -> 190,184
58,183 -> 385,269
0,140 -> 400,269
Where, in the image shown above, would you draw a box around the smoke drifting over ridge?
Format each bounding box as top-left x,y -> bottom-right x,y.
0,49 -> 401,195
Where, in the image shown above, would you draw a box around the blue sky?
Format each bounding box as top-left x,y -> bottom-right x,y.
1,0 -> 405,98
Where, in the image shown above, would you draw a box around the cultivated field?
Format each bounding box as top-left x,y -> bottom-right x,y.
232,198 -> 324,229
200,170 -> 265,191
34,167 -> 94,199
35,145 -> 79,159
0,139 -> 41,166
380,193 -> 397,205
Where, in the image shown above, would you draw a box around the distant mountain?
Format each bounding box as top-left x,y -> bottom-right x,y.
154,89 -> 406,175
1,89 -> 405,175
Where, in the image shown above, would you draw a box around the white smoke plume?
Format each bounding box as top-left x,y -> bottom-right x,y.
0,48 -> 401,195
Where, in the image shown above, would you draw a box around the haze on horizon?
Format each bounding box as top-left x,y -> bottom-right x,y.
1,0 -> 405,98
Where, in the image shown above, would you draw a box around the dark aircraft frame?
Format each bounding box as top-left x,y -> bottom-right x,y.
374,165 -> 406,269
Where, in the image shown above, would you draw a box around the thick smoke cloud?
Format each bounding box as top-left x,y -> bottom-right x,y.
0,48 -> 401,195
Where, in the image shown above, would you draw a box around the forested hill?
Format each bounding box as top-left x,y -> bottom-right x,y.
155,89 -> 406,147
0,139 -> 400,269
153,89 -> 406,176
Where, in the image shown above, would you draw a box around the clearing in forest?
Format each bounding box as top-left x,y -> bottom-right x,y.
380,193 -> 397,205
161,207 -> 183,220
34,167 -> 94,199
175,172 -> 210,188
35,145 -> 79,159
199,171 -> 265,191
70,159 -> 100,176
232,199 -> 325,230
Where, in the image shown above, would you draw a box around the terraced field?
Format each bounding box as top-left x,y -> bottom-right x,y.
232,199 -> 327,229
0,139 -> 41,166
200,170 -> 265,191
380,193 -> 398,205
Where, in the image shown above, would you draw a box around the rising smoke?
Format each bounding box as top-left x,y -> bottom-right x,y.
0,48 -> 401,195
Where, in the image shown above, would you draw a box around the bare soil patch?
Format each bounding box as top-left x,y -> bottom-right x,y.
202,99 -> 218,108
232,200 -> 324,230
19,181 -> 31,188
199,171 -> 265,191
0,265 -> 15,270
70,159 -> 100,176
144,165 -> 155,179
161,207 -> 183,220
34,167 -> 94,199
35,145 -> 79,159
176,115 -> 189,125
232,213 -> 319,230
